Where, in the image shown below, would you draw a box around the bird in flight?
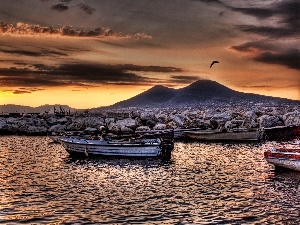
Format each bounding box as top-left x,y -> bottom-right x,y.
210,60 -> 219,68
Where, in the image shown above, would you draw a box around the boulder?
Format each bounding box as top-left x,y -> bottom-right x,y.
166,121 -> 178,129
153,123 -> 167,130
105,117 -> 115,125
116,118 -> 138,129
85,117 -> 105,128
120,126 -> 133,134
258,115 -> 284,128
213,111 -> 232,121
84,127 -> 98,133
136,126 -> 151,131
170,115 -> 183,127
26,125 -> 48,134
283,111 -> 300,126
46,116 -> 58,125
145,119 -> 157,128
0,120 -> 7,130
49,124 -> 65,133
107,122 -> 121,133
57,117 -> 68,124
140,111 -> 156,121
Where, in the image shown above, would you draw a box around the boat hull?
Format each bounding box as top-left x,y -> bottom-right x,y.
263,125 -> 300,141
264,148 -> 300,172
59,137 -> 167,158
184,130 -> 259,141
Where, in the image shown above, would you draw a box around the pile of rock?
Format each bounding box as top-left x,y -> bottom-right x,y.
0,106 -> 299,135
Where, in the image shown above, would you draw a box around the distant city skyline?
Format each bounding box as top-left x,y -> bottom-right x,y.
0,0 -> 299,108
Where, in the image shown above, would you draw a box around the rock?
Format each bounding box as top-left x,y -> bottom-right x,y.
46,116 -> 58,125
26,125 -> 48,134
213,111 -> 232,121
85,117 -> 105,128
140,111 -> 156,121
258,115 -> 284,128
116,118 -> 138,130
154,111 -> 168,123
210,119 -> 219,129
153,123 -> 167,130
166,121 -> 178,129
136,126 -> 151,131
49,124 -> 65,133
170,115 -> 183,127
244,110 -> 257,120
145,119 -> 157,128
107,122 -> 121,133
105,117 -> 115,125
57,117 -> 68,124
120,126 -> 133,134
0,120 -> 7,130
283,111 -> 300,126
84,127 -> 98,133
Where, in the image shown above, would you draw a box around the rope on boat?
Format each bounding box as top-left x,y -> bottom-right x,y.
84,140 -> 89,156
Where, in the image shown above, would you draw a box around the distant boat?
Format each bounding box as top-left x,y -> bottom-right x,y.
135,128 -> 203,140
184,128 -> 261,141
59,136 -> 173,159
264,147 -> 300,171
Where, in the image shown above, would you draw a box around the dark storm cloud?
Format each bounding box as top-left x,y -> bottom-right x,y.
229,0 -> 299,70
169,75 -> 200,84
0,63 -> 183,88
254,50 -> 300,70
231,7 -> 274,19
231,41 -> 276,52
232,42 -> 300,70
191,0 -> 225,6
231,0 -> 299,33
225,0 -> 300,43
77,3 -> 96,15
51,4 -> 69,11
0,48 -> 68,57
236,25 -> 298,38
117,64 -> 182,73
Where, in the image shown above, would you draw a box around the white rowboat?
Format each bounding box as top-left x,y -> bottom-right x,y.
59,136 -> 172,158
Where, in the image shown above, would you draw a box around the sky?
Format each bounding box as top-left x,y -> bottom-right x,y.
0,0 -> 299,109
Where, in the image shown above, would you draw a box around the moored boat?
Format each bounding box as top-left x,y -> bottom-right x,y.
262,125 -> 300,141
184,128 -> 261,141
59,135 -> 173,159
264,147 -> 300,171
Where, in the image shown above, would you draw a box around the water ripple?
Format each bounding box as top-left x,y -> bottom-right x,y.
0,136 -> 299,224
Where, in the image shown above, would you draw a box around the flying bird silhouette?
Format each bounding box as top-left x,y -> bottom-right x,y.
210,60 -> 219,68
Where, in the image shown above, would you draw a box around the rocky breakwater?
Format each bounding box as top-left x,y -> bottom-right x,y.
0,106 -> 299,137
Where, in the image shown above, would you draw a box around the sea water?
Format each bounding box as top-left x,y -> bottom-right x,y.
0,136 -> 299,224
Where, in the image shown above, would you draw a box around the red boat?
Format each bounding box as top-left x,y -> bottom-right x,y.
264,147 -> 300,171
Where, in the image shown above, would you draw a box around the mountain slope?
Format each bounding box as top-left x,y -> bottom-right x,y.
109,85 -> 176,108
108,80 -> 299,108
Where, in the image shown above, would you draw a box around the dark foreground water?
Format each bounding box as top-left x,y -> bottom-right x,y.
0,136 -> 299,224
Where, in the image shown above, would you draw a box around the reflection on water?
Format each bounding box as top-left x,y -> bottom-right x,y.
0,136 -> 299,224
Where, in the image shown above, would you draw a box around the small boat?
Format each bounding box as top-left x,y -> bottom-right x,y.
173,128 -> 205,140
48,131 -> 85,143
184,128 -> 261,141
59,135 -> 173,159
263,125 -> 300,141
264,147 -> 300,171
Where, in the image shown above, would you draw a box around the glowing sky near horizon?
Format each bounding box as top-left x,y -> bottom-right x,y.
0,0 -> 299,109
